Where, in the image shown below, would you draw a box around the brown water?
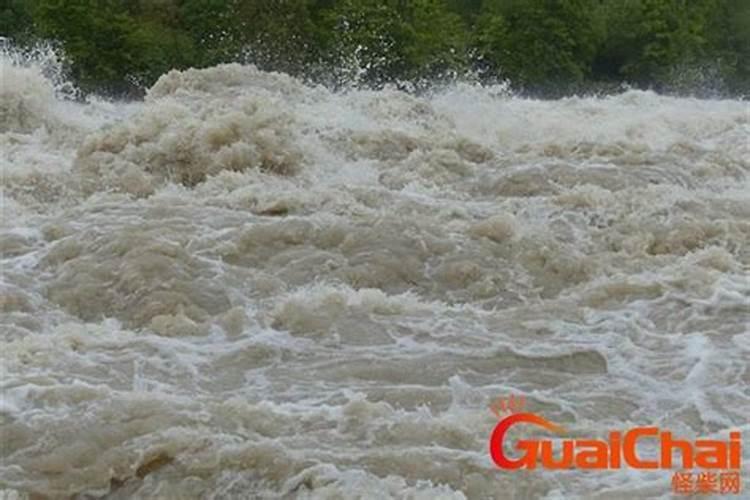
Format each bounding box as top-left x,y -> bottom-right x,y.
1,50 -> 749,499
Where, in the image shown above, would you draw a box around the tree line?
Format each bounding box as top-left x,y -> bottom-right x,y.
2,0 -> 749,98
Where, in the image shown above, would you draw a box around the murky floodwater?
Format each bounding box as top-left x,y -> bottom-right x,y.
1,49 -> 749,499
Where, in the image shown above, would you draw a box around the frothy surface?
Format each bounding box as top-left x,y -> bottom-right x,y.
1,53 -> 749,499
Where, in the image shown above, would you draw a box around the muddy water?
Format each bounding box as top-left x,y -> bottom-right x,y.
1,51 -> 749,499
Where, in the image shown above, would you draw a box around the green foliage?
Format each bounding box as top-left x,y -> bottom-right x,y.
25,0 -> 194,94
404,0 -> 469,78
626,0 -> 710,81
319,0 -> 412,84
0,0 -> 748,97
30,0 -> 138,93
0,0 -> 35,44
177,0 -> 243,67
475,0 -> 601,93
316,0 -> 468,84
235,0 -> 320,74
594,0 -> 748,94
125,20 -> 196,87
713,0 -> 750,94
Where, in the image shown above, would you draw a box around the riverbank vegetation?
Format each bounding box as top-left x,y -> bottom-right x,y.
2,0 -> 748,97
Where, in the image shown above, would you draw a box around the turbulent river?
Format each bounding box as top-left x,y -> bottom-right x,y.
1,50 -> 749,499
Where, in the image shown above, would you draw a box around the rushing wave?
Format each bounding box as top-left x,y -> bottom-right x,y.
1,48 -> 749,499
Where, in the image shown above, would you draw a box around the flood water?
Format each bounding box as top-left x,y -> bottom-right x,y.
1,50 -> 749,499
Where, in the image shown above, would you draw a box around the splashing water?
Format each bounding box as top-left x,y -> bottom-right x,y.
1,47 -> 749,499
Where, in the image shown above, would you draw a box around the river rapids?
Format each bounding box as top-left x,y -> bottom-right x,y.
1,49 -> 749,499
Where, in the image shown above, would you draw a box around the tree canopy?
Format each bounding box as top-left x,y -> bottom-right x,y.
2,0 -> 748,97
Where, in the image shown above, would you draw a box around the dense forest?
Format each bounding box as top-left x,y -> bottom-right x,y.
2,0 -> 749,98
